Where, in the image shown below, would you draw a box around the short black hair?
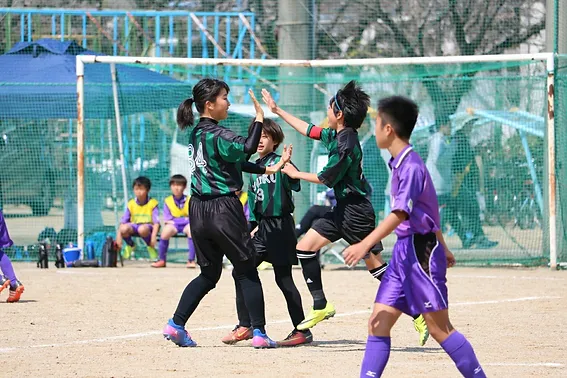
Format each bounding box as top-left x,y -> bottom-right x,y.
329,80 -> 370,130
248,118 -> 284,150
133,176 -> 151,191
377,96 -> 419,140
177,78 -> 230,130
169,174 -> 187,186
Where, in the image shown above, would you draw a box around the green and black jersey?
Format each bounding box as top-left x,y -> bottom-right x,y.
306,124 -> 371,200
247,152 -> 300,220
188,117 -> 262,196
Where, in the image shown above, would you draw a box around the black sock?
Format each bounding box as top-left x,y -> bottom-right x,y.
232,268 -> 252,328
233,266 -> 266,330
369,263 -> 388,281
274,265 -> 305,328
172,266 -> 220,326
297,249 -> 326,310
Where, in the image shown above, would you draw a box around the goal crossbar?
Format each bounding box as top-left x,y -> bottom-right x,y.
76,53 -> 555,75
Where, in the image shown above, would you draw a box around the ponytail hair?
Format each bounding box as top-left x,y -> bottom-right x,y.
177,97 -> 195,130
177,78 -> 230,130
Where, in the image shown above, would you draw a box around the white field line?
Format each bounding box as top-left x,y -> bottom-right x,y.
451,274 -> 566,281
387,361 -> 564,368
0,296 -> 559,354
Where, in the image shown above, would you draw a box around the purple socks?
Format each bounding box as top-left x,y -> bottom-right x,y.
358,332 -> 484,378
158,237 -> 195,262
359,336 -> 390,378
188,238 -> 195,262
158,239 -> 169,261
441,331 -> 486,377
123,236 -> 134,247
0,249 -> 17,285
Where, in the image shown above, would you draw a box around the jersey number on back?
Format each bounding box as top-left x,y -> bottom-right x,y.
188,142 -> 207,175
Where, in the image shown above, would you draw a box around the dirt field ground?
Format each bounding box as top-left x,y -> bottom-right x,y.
1,263 -> 565,377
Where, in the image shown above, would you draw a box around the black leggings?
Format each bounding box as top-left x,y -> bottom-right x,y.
173,259 -> 266,329
233,263 -> 304,328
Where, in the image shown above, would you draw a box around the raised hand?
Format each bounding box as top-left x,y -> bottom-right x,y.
281,144 -> 293,164
249,89 -> 264,121
261,88 -> 278,113
265,145 -> 294,176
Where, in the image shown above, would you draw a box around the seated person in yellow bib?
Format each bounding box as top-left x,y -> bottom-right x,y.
152,175 -> 196,269
235,190 -> 250,222
116,176 -> 160,260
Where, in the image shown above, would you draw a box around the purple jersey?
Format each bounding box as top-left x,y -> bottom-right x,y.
163,195 -> 190,228
388,145 -> 440,237
0,210 -> 14,249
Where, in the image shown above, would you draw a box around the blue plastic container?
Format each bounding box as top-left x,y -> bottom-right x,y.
85,241 -> 95,260
63,247 -> 81,267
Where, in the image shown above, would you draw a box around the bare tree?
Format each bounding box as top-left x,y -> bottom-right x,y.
310,0 -> 546,120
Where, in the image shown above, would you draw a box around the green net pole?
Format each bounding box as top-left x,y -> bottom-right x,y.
277,0 -> 314,220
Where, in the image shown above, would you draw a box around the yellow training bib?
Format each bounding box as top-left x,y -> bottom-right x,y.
127,198 -> 159,224
239,192 -> 248,206
164,195 -> 189,218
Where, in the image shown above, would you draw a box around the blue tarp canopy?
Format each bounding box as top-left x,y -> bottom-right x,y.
0,39 -> 189,119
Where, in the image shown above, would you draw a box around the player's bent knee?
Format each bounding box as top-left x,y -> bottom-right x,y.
160,225 -> 177,240
296,229 -> 330,251
196,273 -> 218,291
368,304 -> 401,336
118,224 -> 132,235
200,266 -> 223,287
137,225 -> 151,237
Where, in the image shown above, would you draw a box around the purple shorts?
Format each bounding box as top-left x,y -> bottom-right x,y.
174,222 -> 189,234
163,222 -> 189,234
129,223 -> 154,244
375,233 -> 448,316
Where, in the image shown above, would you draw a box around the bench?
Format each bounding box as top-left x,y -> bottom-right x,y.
319,239 -> 348,266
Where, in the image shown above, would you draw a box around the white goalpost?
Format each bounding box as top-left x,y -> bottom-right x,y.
76,52 -> 556,268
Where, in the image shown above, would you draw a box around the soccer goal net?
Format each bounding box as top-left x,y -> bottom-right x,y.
4,53 -> 559,267
70,53 -> 561,267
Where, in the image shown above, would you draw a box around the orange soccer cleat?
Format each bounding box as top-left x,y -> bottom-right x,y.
151,260 -> 166,268
6,280 -> 24,303
221,326 -> 253,345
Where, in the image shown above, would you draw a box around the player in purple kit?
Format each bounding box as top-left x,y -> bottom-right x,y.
0,210 -> 24,302
344,96 -> 485,378
151,174 -> 196,268
116,176 -> 160,260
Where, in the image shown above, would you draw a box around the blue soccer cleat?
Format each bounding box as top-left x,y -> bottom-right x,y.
251,329 -> 277,349
162,319 -> 197,347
